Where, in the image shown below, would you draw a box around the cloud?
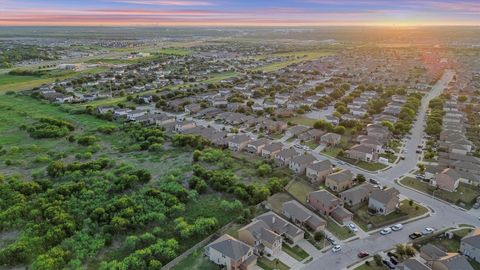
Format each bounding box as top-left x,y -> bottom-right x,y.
109,0 -> 214,6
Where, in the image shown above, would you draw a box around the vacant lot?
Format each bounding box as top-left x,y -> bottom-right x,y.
285,180 -> 315,203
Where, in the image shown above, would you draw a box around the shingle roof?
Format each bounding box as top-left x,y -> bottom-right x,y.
282,200 -> 326,228
208,234 -> 251,260
462,228 -> 480,249
370,187 -> 399,205
437,253 -> 474,270
307,160 -> 332,172
327,169 -> 354,184
420,244 -> 447,260
290,154 -> 317,166
255,212 -> 304,239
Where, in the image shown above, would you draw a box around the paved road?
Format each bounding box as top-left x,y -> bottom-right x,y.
301,70 -> 480,270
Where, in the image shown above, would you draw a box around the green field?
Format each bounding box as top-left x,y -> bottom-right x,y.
0,67 -> 107,94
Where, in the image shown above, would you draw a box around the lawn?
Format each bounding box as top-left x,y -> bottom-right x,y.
285,116 -> 317,127
257,257 -> 290,270
400,177 -> 480,209
353,200 -> 428,231
303,140 -> 319,150
414,228 -> 472,253
255,51 -> 335,72
282,245 -> 309,261
0,67 -> 107,94
350,160 -> 388,171
379,152 -> 397,163
172,246 -> 217,270
285,180 -> 315,203
158,48 -> 191,55
322,147 -> 343,158
326,219 -> 354,240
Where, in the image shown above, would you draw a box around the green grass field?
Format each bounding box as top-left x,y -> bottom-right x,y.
285,180 -> 315,203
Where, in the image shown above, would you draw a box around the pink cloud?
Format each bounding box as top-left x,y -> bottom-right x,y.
109,0 -> 214,6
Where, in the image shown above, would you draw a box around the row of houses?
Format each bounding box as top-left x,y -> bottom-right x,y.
346,123 -> 392,163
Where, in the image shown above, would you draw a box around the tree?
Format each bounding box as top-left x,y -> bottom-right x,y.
405,246 -> 416,257
418,164 -> 426,173
373,254 -> 382,266
396,244 -> 407,257
356,174 -> 366,183
458,95 -> 468,102
334,126 -> 346,135
257,164 -> 272,176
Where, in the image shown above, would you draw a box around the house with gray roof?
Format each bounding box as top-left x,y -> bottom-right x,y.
205,234 -> 257,270
432,253 -> 474,270
397,258 -> 430,270
238,220 -> 282,257
289,153 -> 317,174
368,187 -> 400,215
255,211 -> 304,245
227,134 -> 252,151
340,182 -> 377,207
275,148 -> 300,166
461,228 -> 480,263
261,142 -> 284,159
421,244 -> 448,264
306,160 -> 333,183
282,200 -> 326,232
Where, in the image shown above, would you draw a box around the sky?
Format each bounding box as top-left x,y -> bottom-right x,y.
0,0 -> 479,27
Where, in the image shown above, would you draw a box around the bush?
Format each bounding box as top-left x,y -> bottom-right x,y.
77,135 -> 98,146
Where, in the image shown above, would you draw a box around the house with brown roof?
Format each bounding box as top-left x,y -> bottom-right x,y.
245,138 -> 268,154
325,169 -> 354,192
368,187 -> 400,215
282,200 -> 326,232
205,234 -> 257,270
261,142 -> 284,159
320,133 -> 342,146
339,183 -> 377,207
289,154 -> 317,174
420,244 -> 448,265
432,168 -> 462,192
308,190 -> 353,224
306,160 -> 333,184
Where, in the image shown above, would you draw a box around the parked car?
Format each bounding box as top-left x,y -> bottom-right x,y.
409,232 -> 422,239
332,245 -> 342,252
380,228 -> 392,235
387,252 -> 399,259
348,223 -> 358,233
391,224 -> 403,231
422,227 -> 435,235
390,257 -> 399,265
473,202 -> 480,209
357,251 -> 369,258
382,259 -> 396,269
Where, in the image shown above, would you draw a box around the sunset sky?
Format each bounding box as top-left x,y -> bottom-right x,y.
1,0 -> 479,26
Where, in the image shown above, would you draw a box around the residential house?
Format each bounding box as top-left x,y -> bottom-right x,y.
205,234 -> 257,270
275,148 -> 300,166
286,125 -> 310,138
347,144 -> 377,162
238,220 -> 282,257
289,154 -> 317,174
368,187 -> 400,215
420,244 -> 448,265
308,190 -> 352,224
325,169 -> 354,192
227,135 -> 252,152
184,103 -> 202,114
397,258 -> 430,270
366,124 -> 391,142
126,109 -> 148,121
245,138 -> 268,154
320,133 -> 342,146
261,142 -> 284,159
432,168 -> 462,192
339,183 -> 377,207
432,253 -> 474,270
461,228 -> 480,263
255,212 -> 305,245
282,200 -> 326,232
175,120 -> 196,132
306,160 -> 333,183
330,205 -> 354,225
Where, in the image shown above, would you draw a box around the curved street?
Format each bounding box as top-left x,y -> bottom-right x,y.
301,70 -> 480,269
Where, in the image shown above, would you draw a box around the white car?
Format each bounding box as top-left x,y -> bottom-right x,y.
391,224 -> 403,231
332,245 -> 342,252
422,227 -> 435,235
348,223 -> 358,232
380,228 -> 392,235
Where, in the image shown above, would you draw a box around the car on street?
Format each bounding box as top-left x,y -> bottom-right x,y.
358,251 -> 369,258
332,245 -> 342,252
348,223 -> 358,232
369,178 -> 380,185
294,144 -> 302,149
380,228 -> 392,235
339,161 -> 346,165
422,227 -> 435,235
391,224 -> 403,231
409,232 -> 422,239
400,156 -> 406,160
326,235 -> 336,245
